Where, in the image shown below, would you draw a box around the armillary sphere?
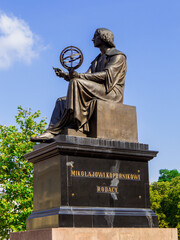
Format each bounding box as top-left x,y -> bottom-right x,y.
60,46 -> 83,71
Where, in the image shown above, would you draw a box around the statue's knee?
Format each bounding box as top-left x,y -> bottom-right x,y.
56,96 -> 66,103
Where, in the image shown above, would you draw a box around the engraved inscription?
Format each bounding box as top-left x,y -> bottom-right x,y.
97,186 -> 118,194
71,170 -> 141,181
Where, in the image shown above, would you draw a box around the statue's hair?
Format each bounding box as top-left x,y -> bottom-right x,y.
96,28 -> 115,48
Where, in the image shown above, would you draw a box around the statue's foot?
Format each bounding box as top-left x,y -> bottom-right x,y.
30,132 -> 55,143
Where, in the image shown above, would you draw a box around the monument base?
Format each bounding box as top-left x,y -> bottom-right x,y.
25,135 -> 159,230
26,206 -> 158,230
10,228 -> 178,240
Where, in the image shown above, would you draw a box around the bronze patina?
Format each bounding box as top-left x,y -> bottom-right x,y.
31,28 -> 127,142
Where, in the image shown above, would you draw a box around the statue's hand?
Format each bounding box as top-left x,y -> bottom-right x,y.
53,67 -> 64,77
53,67 -> 69,81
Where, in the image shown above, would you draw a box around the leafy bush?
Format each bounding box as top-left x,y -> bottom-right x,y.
150,171 -> 180,239
0,106 -> 46,239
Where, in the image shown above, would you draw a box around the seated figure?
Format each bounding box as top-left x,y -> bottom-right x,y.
31,28 -> 127,142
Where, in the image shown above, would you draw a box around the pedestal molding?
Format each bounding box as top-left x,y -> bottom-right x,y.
25,136 -> 158,163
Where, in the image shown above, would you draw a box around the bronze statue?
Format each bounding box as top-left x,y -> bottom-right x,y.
31,28 -> 127,142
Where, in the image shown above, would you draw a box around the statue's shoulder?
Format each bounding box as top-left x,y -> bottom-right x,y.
91,48 -> 126,65
106,48 -> 127,59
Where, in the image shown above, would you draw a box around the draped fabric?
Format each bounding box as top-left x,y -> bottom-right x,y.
47,48 -> 127,134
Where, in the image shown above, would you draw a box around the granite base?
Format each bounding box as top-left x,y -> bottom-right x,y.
25,136 -> 158,230
10,228 -> 178,240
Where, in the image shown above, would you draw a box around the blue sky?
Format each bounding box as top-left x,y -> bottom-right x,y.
0,0 -> 180,182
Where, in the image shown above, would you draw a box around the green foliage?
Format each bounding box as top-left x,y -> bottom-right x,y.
158,169 -> 180,182
0,106 -> 46,239
150,176 -> 180,239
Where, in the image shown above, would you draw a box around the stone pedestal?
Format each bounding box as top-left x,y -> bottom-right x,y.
10,228 -> 178,240
25,135 -> 158,230
89,101 -> 138,142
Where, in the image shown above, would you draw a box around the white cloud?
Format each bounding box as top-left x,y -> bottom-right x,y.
0,13 -> 45,69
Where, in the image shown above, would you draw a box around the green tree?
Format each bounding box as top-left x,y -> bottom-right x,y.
150,176 -> 180,239
158,169 -> 180,182
0,106 -> 46,240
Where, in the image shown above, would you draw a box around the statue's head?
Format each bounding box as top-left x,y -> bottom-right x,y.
92,28 -> 115,48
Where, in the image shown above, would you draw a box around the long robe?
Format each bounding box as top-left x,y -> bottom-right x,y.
47,47 -> 127,134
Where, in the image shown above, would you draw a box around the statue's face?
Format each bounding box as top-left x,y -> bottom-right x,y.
92,31 -> 103,47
